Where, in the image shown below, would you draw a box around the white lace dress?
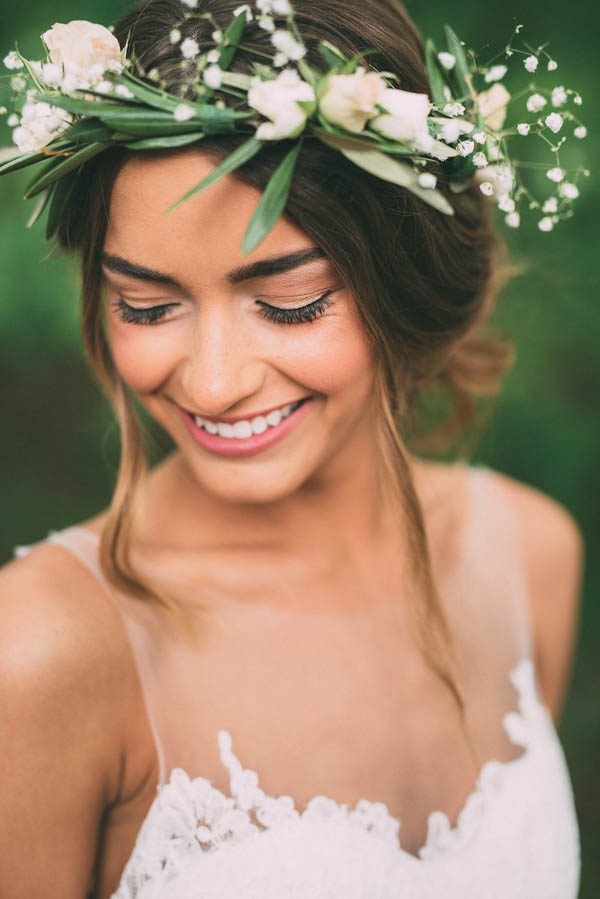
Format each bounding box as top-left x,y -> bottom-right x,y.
13,464 -> 581,898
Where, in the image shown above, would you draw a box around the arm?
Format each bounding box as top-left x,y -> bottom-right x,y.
493,472 -> 585,726
0,544 -> 127,898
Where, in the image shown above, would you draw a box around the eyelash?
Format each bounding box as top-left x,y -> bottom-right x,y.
111,291 -> 335,327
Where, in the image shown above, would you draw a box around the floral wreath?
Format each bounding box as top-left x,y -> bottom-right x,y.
0,0 -> 590,255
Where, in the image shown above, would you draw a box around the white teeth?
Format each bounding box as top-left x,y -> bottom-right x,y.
232,420 -> 253,439
265,409 -> 282,427
251,415 -> 268,434
193,399 -> 305,439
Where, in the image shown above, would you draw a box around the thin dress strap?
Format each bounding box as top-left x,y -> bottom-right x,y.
462,464 -> 536,665
18,527 -> 168,788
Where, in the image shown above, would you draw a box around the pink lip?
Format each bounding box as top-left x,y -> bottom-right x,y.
177,399 -> 313,458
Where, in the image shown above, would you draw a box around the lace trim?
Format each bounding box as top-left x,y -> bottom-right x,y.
113,656 -> 551,897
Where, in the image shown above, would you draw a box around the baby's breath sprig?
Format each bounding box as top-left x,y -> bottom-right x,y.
0,0 -> 589,252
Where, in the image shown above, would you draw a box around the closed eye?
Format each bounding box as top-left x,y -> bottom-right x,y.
256,290 -> 335,325
110,290 -> 336,326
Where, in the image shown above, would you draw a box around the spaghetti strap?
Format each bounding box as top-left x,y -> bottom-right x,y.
17,526 -> 168,790
463,464 -> 536,664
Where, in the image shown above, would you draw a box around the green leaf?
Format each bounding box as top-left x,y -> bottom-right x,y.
0,148 -> 48,176
340,48 -> 380,75
317,40 -> 349,70
425,39 -> 447,108
219,10 -> 247,71
444,25 -> 470,98
45,172 -> 79,240
41,94 -> 251,136
314,133 -> 454,215
166,135 -> 264,211
24,142 -> 112,198
242,140 -> 302,256
118,71 -> 188,113
123,132 -> 206,150
26,187 -> 52,229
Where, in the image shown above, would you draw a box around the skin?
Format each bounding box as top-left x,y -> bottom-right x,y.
102,148 -> 422,572
0,149 -> 583,899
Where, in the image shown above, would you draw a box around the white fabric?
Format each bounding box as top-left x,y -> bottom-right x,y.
13,464 -> 581,898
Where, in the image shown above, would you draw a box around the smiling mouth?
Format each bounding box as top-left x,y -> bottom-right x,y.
190,398 -> 310,439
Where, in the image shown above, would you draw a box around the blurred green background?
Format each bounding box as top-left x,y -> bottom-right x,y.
0,0 -> 597,894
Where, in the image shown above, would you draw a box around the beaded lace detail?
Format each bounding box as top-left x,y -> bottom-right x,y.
112,656 -> 556,898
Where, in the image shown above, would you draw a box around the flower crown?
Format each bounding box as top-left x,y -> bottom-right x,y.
0,0 -> 589,254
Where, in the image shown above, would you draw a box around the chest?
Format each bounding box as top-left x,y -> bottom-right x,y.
97,598 -> 487,898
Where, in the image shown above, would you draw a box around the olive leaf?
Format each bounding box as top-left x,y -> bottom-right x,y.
315,133 -> 454,215
425,39 -> 447,108
24,142 -> 113,198
242,140 -> 302,256
166,135 -> 264,211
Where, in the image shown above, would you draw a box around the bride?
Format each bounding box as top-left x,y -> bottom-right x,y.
0,0 -> 583,897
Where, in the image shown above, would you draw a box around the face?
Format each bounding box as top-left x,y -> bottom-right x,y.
103,149 -> 378,505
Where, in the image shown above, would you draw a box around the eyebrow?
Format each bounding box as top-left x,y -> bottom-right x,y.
100,247 -> 328,288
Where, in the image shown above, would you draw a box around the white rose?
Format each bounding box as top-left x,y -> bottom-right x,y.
318,68 -> 386,134
476,83 -> 510,131
369,87 -> 431,149
248,69 -> 315,140
41,20 -> 122,86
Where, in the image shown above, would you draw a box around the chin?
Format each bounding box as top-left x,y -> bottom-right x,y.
192,467 -> 312,507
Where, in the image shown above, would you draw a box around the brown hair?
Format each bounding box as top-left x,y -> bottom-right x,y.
55,0 -> 515,732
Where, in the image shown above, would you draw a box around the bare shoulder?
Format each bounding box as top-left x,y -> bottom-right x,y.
480,468 -> 584,724
0,541 -> 142,896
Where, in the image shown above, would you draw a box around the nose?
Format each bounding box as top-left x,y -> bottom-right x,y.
179,301 -> 265,417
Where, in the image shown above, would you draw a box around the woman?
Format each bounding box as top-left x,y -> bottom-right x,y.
0,0 -> 584,896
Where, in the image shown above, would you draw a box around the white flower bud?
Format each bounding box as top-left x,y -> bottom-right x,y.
498,194 -> 516,213
174,103 -> 195,122
480,181 -> 494,196
169,29 -> 181,44
505,211 -> 520,227
233,4 -> 254,21
271,29 -> 305,60
524,55 -> 538,73
10,75 -> 27,91
546,167 -> 564,183
484,65 -> 507,83
526,93 -> 547,113
517,122 -> 531,136
3,51 -> 23,70
438,52 -> 456,70
458,140 -> 475,156
418,172 -> 437,189
574,125 -> 587,139
547,59 -> 558,71
538,216 -> 554,231
551,86 -> 567,107
544,112 -> 563,133
443,102 -> 465,117
543,197 -> 558,213
559,182 -> 579,200
203,64 -> 224,89
181,38 -> 200,59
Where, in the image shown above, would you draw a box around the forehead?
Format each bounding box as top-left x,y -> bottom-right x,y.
105,149 -> 315,278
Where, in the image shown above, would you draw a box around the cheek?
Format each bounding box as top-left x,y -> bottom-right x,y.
278,298 -> 375,397
107,320 -> 177,394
